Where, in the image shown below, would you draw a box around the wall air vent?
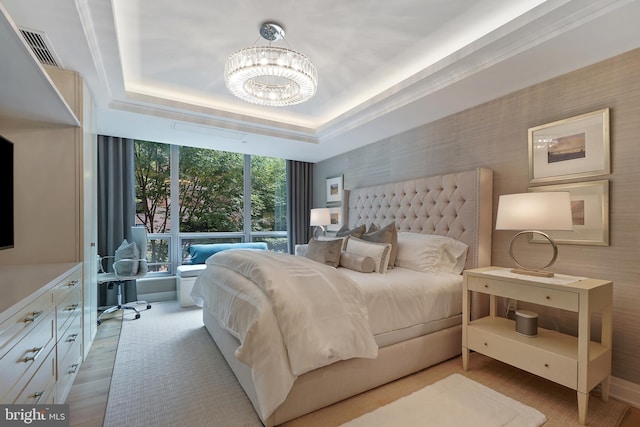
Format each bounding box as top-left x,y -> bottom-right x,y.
19,28 -> 61,68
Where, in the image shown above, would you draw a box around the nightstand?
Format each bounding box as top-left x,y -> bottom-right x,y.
462,266 -> 612,425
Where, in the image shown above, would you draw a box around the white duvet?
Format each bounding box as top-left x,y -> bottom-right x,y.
191,250 -> 378,420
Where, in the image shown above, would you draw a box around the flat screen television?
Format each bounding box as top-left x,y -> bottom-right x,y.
0,135 -> 14,250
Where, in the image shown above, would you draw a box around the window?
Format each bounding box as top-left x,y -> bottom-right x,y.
134,140 -> 288,274
134,141 -> 170,273
178,147 -> 244,233
251,155 -> 288,252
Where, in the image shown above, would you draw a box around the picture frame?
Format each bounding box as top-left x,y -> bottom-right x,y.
528,108 -> 610,184
326,207 -> 342,232
529,180 -> 609,246
326,175 -> 343,204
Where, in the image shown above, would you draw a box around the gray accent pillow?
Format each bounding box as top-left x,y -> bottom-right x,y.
362,222 -> 398,269
304,238 -> 343,268
339,251 -> 375,273
336,224 -> 366,239
114,239 -> 140,277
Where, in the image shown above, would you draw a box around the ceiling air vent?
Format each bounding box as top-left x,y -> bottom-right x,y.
19,28 -> 61,68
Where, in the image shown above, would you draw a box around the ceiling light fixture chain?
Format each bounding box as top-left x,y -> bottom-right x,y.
224,21 -> 318,107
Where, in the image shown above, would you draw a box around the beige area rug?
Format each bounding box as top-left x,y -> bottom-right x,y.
104,301 -> 629,427
338,373 -> 546,427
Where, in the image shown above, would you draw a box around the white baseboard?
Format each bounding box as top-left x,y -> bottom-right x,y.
610,376 -> 640,409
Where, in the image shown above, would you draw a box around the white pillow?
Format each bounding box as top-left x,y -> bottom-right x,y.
395,232 -> 468,274
345,237 -> 392,274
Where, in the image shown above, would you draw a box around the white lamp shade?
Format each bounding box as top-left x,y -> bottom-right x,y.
310,208 -> 331,226
495,192 -> 573,231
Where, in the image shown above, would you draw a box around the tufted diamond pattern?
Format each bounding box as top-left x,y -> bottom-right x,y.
346,169 -> 492,270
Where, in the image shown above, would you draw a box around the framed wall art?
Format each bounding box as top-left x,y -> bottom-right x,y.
326,175 -> 343,204
528,108 -> 610,184
529,180 -> 609,246
326,207 -> 342,232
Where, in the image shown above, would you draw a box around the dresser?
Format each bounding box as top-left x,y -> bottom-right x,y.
0,262 -> 83,404
462,266 -> 612,425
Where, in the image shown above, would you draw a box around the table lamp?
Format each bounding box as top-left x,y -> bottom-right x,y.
495,192 -> 572,277
310,208 -> 331,238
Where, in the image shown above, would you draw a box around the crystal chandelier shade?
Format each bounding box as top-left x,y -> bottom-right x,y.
224,23 -> 318,107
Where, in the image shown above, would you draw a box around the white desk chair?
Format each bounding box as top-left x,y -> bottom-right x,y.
97,226 -> 152,325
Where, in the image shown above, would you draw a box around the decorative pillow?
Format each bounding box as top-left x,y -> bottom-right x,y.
114,239 -> 139,277
339,251 -> 376,273
362,222 -> 398,269
395,232 -> 469,274
317,235 -> 350,250
188,242 -> 268,264
304,238 -> 343,268
345,237 -> 392,274
336,224 -> 366,239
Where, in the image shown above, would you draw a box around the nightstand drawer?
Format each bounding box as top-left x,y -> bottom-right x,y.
467,276 -> 579,311
467,327 -> 577,389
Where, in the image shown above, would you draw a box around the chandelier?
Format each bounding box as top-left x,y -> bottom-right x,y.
224,22 -> 318,107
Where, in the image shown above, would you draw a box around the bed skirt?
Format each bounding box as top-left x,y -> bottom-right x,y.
202,307 -> 462,426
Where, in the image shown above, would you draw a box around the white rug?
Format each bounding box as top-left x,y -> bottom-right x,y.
339,373 -> 547,427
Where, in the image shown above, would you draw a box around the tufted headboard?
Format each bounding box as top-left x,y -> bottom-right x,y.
344,167 -> 493,270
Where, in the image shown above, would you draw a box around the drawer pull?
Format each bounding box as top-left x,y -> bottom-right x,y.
66,333 -> 79,342
544,363 -> 549,368
546,296 -> 551,300
64,304 -> 79,312
33,391 -> 45,404
484,342 -> 488,346
68,363 -> 80,374
484,284 -> 489,288
24,311 -> 44,323
66,279 -> 79,288
23,346 -> 44,362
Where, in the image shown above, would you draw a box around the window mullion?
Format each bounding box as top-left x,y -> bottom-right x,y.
243,154 -> 252,242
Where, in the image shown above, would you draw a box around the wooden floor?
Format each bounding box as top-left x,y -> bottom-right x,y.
67,310 -> 123,427
67,307 -> 640,427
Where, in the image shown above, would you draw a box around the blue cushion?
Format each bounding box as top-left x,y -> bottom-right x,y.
187,242 -> 268,264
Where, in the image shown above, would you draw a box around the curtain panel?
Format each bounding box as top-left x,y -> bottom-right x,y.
286,160 -> 313,254
97,135 -> 138,305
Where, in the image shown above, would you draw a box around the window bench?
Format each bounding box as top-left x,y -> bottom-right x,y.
178,242 -> 269,307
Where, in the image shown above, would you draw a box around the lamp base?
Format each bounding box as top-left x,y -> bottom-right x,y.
511,268 -> 554,278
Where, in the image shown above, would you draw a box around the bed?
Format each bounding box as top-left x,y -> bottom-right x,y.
192,167 -> 493,426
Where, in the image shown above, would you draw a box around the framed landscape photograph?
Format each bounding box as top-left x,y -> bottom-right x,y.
529,180 -> 609,246
528,108 -> 610,184
326,207 -> 342,232
326,175 -> 343,204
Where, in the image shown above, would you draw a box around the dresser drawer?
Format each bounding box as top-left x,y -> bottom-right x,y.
0,291 -> 53,359
56,332 -> 82,403
0,309 -> 55,402
52,268 -> 82,306
56,285 -> 81,336
13,346 -> 56,405
466,276 -> 579,311
467,327 -> 577,389
57,314 -> 81,364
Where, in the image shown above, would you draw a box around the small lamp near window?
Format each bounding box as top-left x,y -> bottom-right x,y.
310,208 -> 331,238
495,192 -> 573,278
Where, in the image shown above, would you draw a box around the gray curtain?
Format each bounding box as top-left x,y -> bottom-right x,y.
97,135 -> 138,305
286,160 -> 313,254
